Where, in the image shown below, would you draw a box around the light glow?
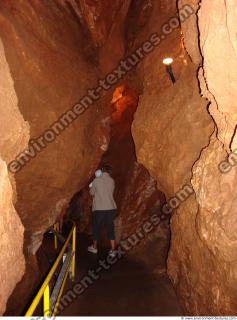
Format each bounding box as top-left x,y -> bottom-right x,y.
162,57 -> 174,65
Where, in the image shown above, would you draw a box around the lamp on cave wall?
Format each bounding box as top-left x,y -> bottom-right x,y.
163,57 -> 176,84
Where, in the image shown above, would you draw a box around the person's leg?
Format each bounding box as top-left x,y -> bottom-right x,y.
92,211 -> 104,249
92,211 -> 98,248
106,210 -> 116,251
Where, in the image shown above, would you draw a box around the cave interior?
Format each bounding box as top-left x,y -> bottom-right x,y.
0,0 -> 237,316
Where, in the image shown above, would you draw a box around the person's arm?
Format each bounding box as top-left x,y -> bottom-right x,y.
89,180 -> 96,196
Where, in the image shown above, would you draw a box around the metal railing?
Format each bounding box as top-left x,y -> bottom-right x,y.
25,222 -> 76,317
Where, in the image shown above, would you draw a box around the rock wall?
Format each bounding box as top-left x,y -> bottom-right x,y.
0,37 -> 28,315
0,0 -> 109,255
133,0 -> 237,315
0,0 -> 135,313
73,0 -> 131,73
1,0 -> 237,315
0,0 -> 110,314
168,0 -> 237,315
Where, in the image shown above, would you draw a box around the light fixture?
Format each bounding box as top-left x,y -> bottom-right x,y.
163,57 -> 176,84
163,58 -> 174,65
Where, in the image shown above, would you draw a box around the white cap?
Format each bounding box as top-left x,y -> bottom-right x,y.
95,169 -> 102,178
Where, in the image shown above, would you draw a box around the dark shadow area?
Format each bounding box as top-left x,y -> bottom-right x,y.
5,232 -> 61,316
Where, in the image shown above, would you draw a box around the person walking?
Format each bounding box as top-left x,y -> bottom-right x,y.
88,165 -> 117,257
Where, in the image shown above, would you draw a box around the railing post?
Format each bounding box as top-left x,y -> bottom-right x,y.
71,225 -> 76,281
54,224 -> 58,250
43,284 -> 50,317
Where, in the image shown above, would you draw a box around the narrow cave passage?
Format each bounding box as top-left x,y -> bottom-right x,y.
10,83 -> 180,317
5,83 -> 181,317
55,84 -> 181,316
1,0 -> 236,317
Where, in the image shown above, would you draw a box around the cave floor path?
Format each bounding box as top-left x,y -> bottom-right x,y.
59,234 -> 182,316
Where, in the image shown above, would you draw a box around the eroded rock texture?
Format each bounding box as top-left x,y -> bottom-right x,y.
0,0 -> 138,314
0,38 -> 28,315
168,0 -> 237,315
0,0 -> 109,254
0,161 -> 25,315
133,0 -> 237,315
73,0 -> 131,73
0,1 -> 109,314
1,0 -> 237,316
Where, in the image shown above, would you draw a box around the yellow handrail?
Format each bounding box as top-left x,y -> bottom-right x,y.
25,223 -> 76,317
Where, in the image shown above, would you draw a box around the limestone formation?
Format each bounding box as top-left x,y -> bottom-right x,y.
0,38 -> 28,315
1,0 -> 237,315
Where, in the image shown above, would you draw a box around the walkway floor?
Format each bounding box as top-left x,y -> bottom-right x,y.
60,235 -> 182,316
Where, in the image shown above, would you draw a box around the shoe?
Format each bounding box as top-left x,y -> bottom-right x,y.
108,250 -> 116,258
88,245 -> 98,254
